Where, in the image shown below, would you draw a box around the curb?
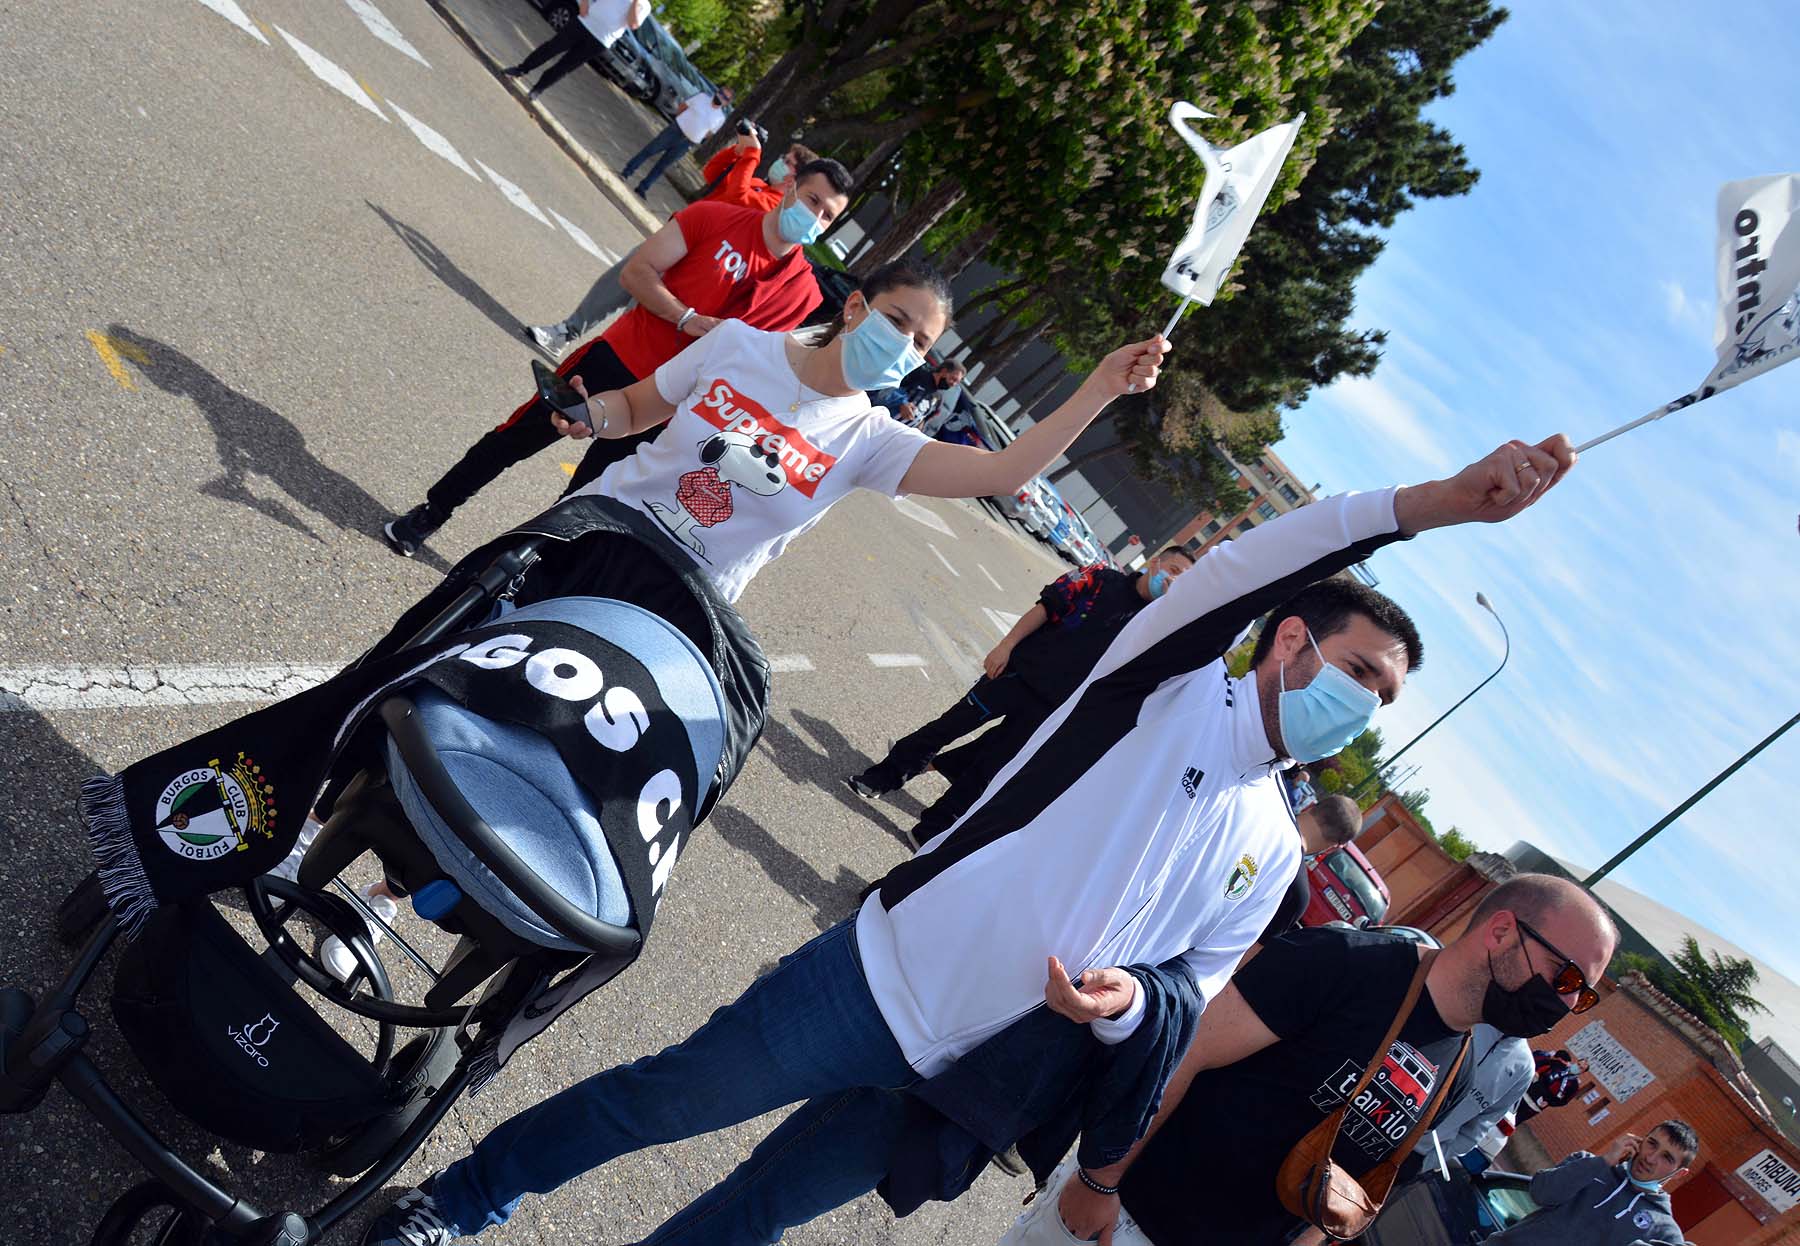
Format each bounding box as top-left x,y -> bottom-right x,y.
420,0 -> 668,239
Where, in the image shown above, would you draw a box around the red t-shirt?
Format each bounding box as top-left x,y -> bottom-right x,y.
603,201 -> 821,378
701,146 -> 783,212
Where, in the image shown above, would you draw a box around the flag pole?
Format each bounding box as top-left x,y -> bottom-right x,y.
1573,390 -> 1710,453
1161,292 -> 1196,342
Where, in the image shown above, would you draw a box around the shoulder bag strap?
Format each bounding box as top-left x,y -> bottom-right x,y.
1356,1029 -> 1474,1206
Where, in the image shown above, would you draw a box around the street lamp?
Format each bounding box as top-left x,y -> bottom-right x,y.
1351,592 -> 1510,800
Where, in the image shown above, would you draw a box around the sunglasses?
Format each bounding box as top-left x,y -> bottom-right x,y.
1516,918 -> 1600,1013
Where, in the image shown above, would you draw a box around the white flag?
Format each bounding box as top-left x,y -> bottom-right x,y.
1159,102 -> 1304,305
1701,174 -> 1800,395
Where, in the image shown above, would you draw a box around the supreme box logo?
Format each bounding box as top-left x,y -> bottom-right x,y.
695,379 -> 839,498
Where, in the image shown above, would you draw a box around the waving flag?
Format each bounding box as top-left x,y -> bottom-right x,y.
1581,174 -> 1800,450
1159,103 -> 1304,307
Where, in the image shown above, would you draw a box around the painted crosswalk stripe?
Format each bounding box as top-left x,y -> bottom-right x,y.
927,542 -> 960,578
867,653 -> 927,668
196,0 -> 269,43
982,607 -> 1022,635
892,495 -> 954,538
277,27 -> 389,121
344,0 -> 429,66
389,100 -> 481,180
0,665 -> 340,712
549,208 -> 615,263
476,160 -> 553,228
768,655 -> 815,673
977,562 -> 1004,592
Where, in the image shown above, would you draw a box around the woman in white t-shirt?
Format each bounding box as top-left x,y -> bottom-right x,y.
555,260 -> 1167,604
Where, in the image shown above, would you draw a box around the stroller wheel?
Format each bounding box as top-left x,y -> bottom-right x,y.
311,1026 -> 459,1177
89,1180 -> 204,1246
57,871 -> 109,946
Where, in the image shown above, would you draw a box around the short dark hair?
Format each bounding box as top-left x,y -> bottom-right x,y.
1248,578 -> 1423,673
1309,793 -> 1361,846
1653,1119 -> 1700,1165
788,143 -> 820,167
795,158 -> 853,199
1156,545 -> 1195,564
1467,874 -> 1619,950
815,259 -> 955,346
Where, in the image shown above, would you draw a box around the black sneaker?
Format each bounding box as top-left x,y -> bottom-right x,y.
381,504 -> 443,558
501,64 -> 525,77
843,774 -> 882,800
361,1179 -> 456,1245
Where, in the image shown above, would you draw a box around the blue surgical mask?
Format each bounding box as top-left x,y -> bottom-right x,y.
1146,570 -> 1171,599
777,197 -> 822,245
1276,630 -> 1381,762
840,305 -> 925,391
767,157 -> 789,184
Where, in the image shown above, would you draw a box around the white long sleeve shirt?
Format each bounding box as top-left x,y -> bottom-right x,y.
856,488 -> 1404,1075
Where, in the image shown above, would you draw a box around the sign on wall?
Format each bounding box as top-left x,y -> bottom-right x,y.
1567,1020 -> 1656,1101
1737,1149 -> 1800,1215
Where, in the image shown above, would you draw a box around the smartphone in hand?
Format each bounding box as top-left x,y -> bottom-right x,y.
532,358 -> 592,429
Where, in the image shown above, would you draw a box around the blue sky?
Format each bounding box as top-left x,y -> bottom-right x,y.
1270,1 -> 1800,1034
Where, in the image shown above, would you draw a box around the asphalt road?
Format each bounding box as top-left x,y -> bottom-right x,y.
0,2 -> 1074,1242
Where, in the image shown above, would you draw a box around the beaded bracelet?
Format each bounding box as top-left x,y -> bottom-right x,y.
1075,1168 -> 1119,1197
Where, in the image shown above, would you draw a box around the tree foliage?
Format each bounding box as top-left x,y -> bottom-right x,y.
1611,937 -> 1769,1052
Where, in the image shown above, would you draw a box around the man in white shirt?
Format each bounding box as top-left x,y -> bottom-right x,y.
503,0 -> 649,101
622,86 -> 733,197
361,433 -> 1577,1246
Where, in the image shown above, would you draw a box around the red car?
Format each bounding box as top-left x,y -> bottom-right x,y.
1300,842 -> 1391,928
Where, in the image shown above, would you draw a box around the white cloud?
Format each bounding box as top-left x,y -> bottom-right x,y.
1321,371 -> 1459,473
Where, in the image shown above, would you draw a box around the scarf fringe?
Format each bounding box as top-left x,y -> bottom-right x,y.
80,772 -> 156,939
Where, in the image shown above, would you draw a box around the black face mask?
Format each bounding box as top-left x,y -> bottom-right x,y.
1481,949 -> 1572,1037
933,375 -> 956,390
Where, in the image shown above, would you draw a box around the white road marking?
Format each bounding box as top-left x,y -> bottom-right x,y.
768,654 -> 815,673
977,562 -> 1004,592
892,495 -> 955,537
867,653 -> 928,668
918,668 -> 931,681
982,607 -> 1022,635
926,543 -> 960,578
548,208 -> 615,263
196,0 -> 269,43
389,100 -> 481,180
276,27 -> 389,121
344,0 -> 429,66
476,160 -> 553,228
0,665 -> 339,712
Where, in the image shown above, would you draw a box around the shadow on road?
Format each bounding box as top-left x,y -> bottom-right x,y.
102,324 -> 449,572
753,711 -> 927,855
368,201 -> 529,348
708,807 -> 869,933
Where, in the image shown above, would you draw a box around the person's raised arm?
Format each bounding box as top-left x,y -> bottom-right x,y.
718,136 -> 762,205
897,336 -> 1167,499
553,373 -> 677,441
1056,982 -> 1281,1245
620,216 -> 724,339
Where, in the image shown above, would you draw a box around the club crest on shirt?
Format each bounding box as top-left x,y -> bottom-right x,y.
1633,1210 -> 1654,1231
1224,853 -> 1259,900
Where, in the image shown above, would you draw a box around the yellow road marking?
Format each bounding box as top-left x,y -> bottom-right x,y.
560,463 -> 576,476
86,330 -> 150,390
256,20 -> 273,39
359,78 -> 383,105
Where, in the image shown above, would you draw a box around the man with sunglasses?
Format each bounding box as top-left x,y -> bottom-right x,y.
1035,874 -> 1617,1246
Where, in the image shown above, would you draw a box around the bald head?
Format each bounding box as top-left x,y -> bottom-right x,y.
1429,874 -> 1618,1032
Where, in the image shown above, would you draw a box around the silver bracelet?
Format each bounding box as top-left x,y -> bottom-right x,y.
590,394 -> 610,435
1076,1168 -> 1119,1197
676,306 -> 697,333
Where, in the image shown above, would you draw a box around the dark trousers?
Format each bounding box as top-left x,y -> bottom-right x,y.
622,123 -> 694,194
911,696 -> 1053,841
856,674 -> 1051,792
421,341 -> 659,520
514,23 -> 600,94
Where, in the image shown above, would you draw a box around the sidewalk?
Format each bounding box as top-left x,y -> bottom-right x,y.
421,0 -> 709,236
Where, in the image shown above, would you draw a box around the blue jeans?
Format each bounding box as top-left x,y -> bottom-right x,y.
432,920 -> 918,1240
622,123 -> 693,193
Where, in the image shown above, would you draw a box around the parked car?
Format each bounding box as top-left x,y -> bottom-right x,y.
1052,505 -> 1111,567
1299,841 -> 1391,927
527,5 -> 718,119
1361,1162 -> 1540,1245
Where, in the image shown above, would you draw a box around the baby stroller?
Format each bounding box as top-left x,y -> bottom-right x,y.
0,505 -> 766,1245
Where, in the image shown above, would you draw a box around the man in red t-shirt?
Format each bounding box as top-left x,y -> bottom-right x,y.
523,137 -> 819,359
380,159 -> 853,558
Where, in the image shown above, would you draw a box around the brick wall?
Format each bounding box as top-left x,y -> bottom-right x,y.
1519,979 -> 1800,1245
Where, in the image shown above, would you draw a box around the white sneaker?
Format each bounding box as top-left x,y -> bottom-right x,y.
526,321 -> 573,360
321,884 -> 400,981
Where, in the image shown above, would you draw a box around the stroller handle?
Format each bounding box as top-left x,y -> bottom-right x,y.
379,696 -> 643,959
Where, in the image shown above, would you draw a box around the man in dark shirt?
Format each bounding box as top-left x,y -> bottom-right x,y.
1038,874 -> 1616,1246
1255,793 -> 1363,944
1516,1047 -> 1588,1121
844,547 -> 1196,838
871,359 -> 974,430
